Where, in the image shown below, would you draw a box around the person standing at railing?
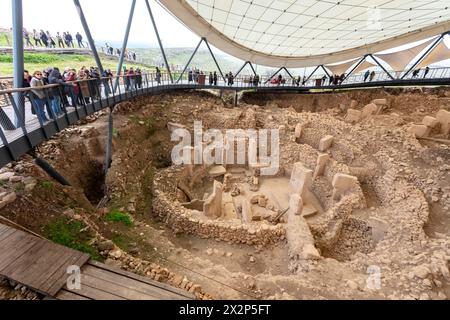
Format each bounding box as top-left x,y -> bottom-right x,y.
64,69 -> 79,107
23,29 -> 33,48
213,72 -> 217,86
128,68 -> 136,90
76,32 -> 84,48
30,71 -> 50,123
209,72 -> 213,85
48,68 -> 65,116
188,70 -> 193,84
135,69 -> 143,89
369,71 -> 376,82
33,29 -> 42,46
39,30 -> 49,48
155,67 -> 161,85
77,68 -> 91,104
56,32 -> 65,48
364,70 -> 370,82
46,31 -> 56,48
424,66 -> 430,78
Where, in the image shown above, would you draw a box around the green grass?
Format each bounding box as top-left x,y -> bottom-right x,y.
40,180 -> 54,190
0,52 -> 148,76
111,234 -> 129,251
44,217 -> 102,261
105,209 -> 133,226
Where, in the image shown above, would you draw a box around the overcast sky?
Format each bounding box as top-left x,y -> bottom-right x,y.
0,0 -> 201,47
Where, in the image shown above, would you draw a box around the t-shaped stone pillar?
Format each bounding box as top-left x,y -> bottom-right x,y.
203,180 -> 223,218
332,173 -> 358,201
289,162 -> 313,198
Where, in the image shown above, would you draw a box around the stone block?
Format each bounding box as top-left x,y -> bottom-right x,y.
361,103 -> 380,120
318,135 -> 334,152
294,124 -> 302,139
313,154 -> 330,179
422,116 -> 439,128
436,110 -> 450,134
289,194 -> 303,216
241,199 -> 253,223
209,165 -> 227,177
408,124 -> 430,138
203,180 -> 223,218
371,99 -> 388,106
332,174 -> 358,201
289,163 -> 313,197
345,109 -> 362,123
167,122 -> 186,132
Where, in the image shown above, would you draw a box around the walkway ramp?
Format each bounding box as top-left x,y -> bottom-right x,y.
0,223 -> 194,300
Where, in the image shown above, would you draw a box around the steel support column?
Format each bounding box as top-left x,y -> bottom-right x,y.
176,38 -> 203,83
114,0 -> 137,92
12,0 -> 24,128
305,65 -> 320,83
264,67 -> 283,84
74,0 -> 105,75
248,62 -> 257,76
401,35 -> 444,79
282,67 -> 295,81
321,65 -> 331,78
344,55 -> 367,80
145,0 -> 173,84
370,54 -> 395,80
104,108 -> 113,177
203,38 -> 226,82
234,62 -> 249,78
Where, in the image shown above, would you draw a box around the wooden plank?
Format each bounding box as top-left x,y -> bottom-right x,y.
83,265 -> 189,300
0,227 -> 19,245
44,252 -> 90,296
17,241 -> 77,293
77,273 -> 160,300
2,240 -> 48,279
88,260 -> 194,299
0,232 -> 39,272
0,224 -> 10,235
63,282 -> 126,300
56,289 -> 91,301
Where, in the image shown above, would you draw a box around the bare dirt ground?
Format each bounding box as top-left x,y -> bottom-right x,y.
1,87 -> 449,300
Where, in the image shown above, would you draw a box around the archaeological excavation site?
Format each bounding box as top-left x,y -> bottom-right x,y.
1,87 -> 449,300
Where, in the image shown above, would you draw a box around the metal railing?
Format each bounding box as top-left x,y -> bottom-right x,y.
0,67 -> 449,167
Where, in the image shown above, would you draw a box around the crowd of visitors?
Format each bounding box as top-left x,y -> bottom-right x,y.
104,44 -> 138,61
23,28 -> 85,48
22,65 -> 116,124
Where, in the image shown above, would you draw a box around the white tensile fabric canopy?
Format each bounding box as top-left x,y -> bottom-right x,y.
374,38 -> 437,73
416,41 -> 450,69
325,59 -> 359,75
353,60 -> 377,74
159,0 -> 450,67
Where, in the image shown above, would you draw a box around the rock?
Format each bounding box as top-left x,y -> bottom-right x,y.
167,122 -> 186,132
371,99 -> 387,106
208,166 -> 227,177
249,256 -> 255,263
258,197 -> 267,208
97,240 -> 115,251
294,124 -> 302,139
318,135 -> 334,152
412,265 -> 430,279
226,252 -> 233,257
422,116 -> 439,128
345,109 -> 362,123
206,248 -> 213,256
347,280 -> 359,290
436,109 -> 450,134
109,250 -> 123,259
0,192 -> 17,209
408,124 -> 430,138
0,172 -> 14,181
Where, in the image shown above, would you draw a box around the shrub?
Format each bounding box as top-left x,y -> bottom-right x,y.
105,209 -> 133,226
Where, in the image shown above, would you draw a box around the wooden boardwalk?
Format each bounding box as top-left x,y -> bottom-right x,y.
0,224 -> 194,300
